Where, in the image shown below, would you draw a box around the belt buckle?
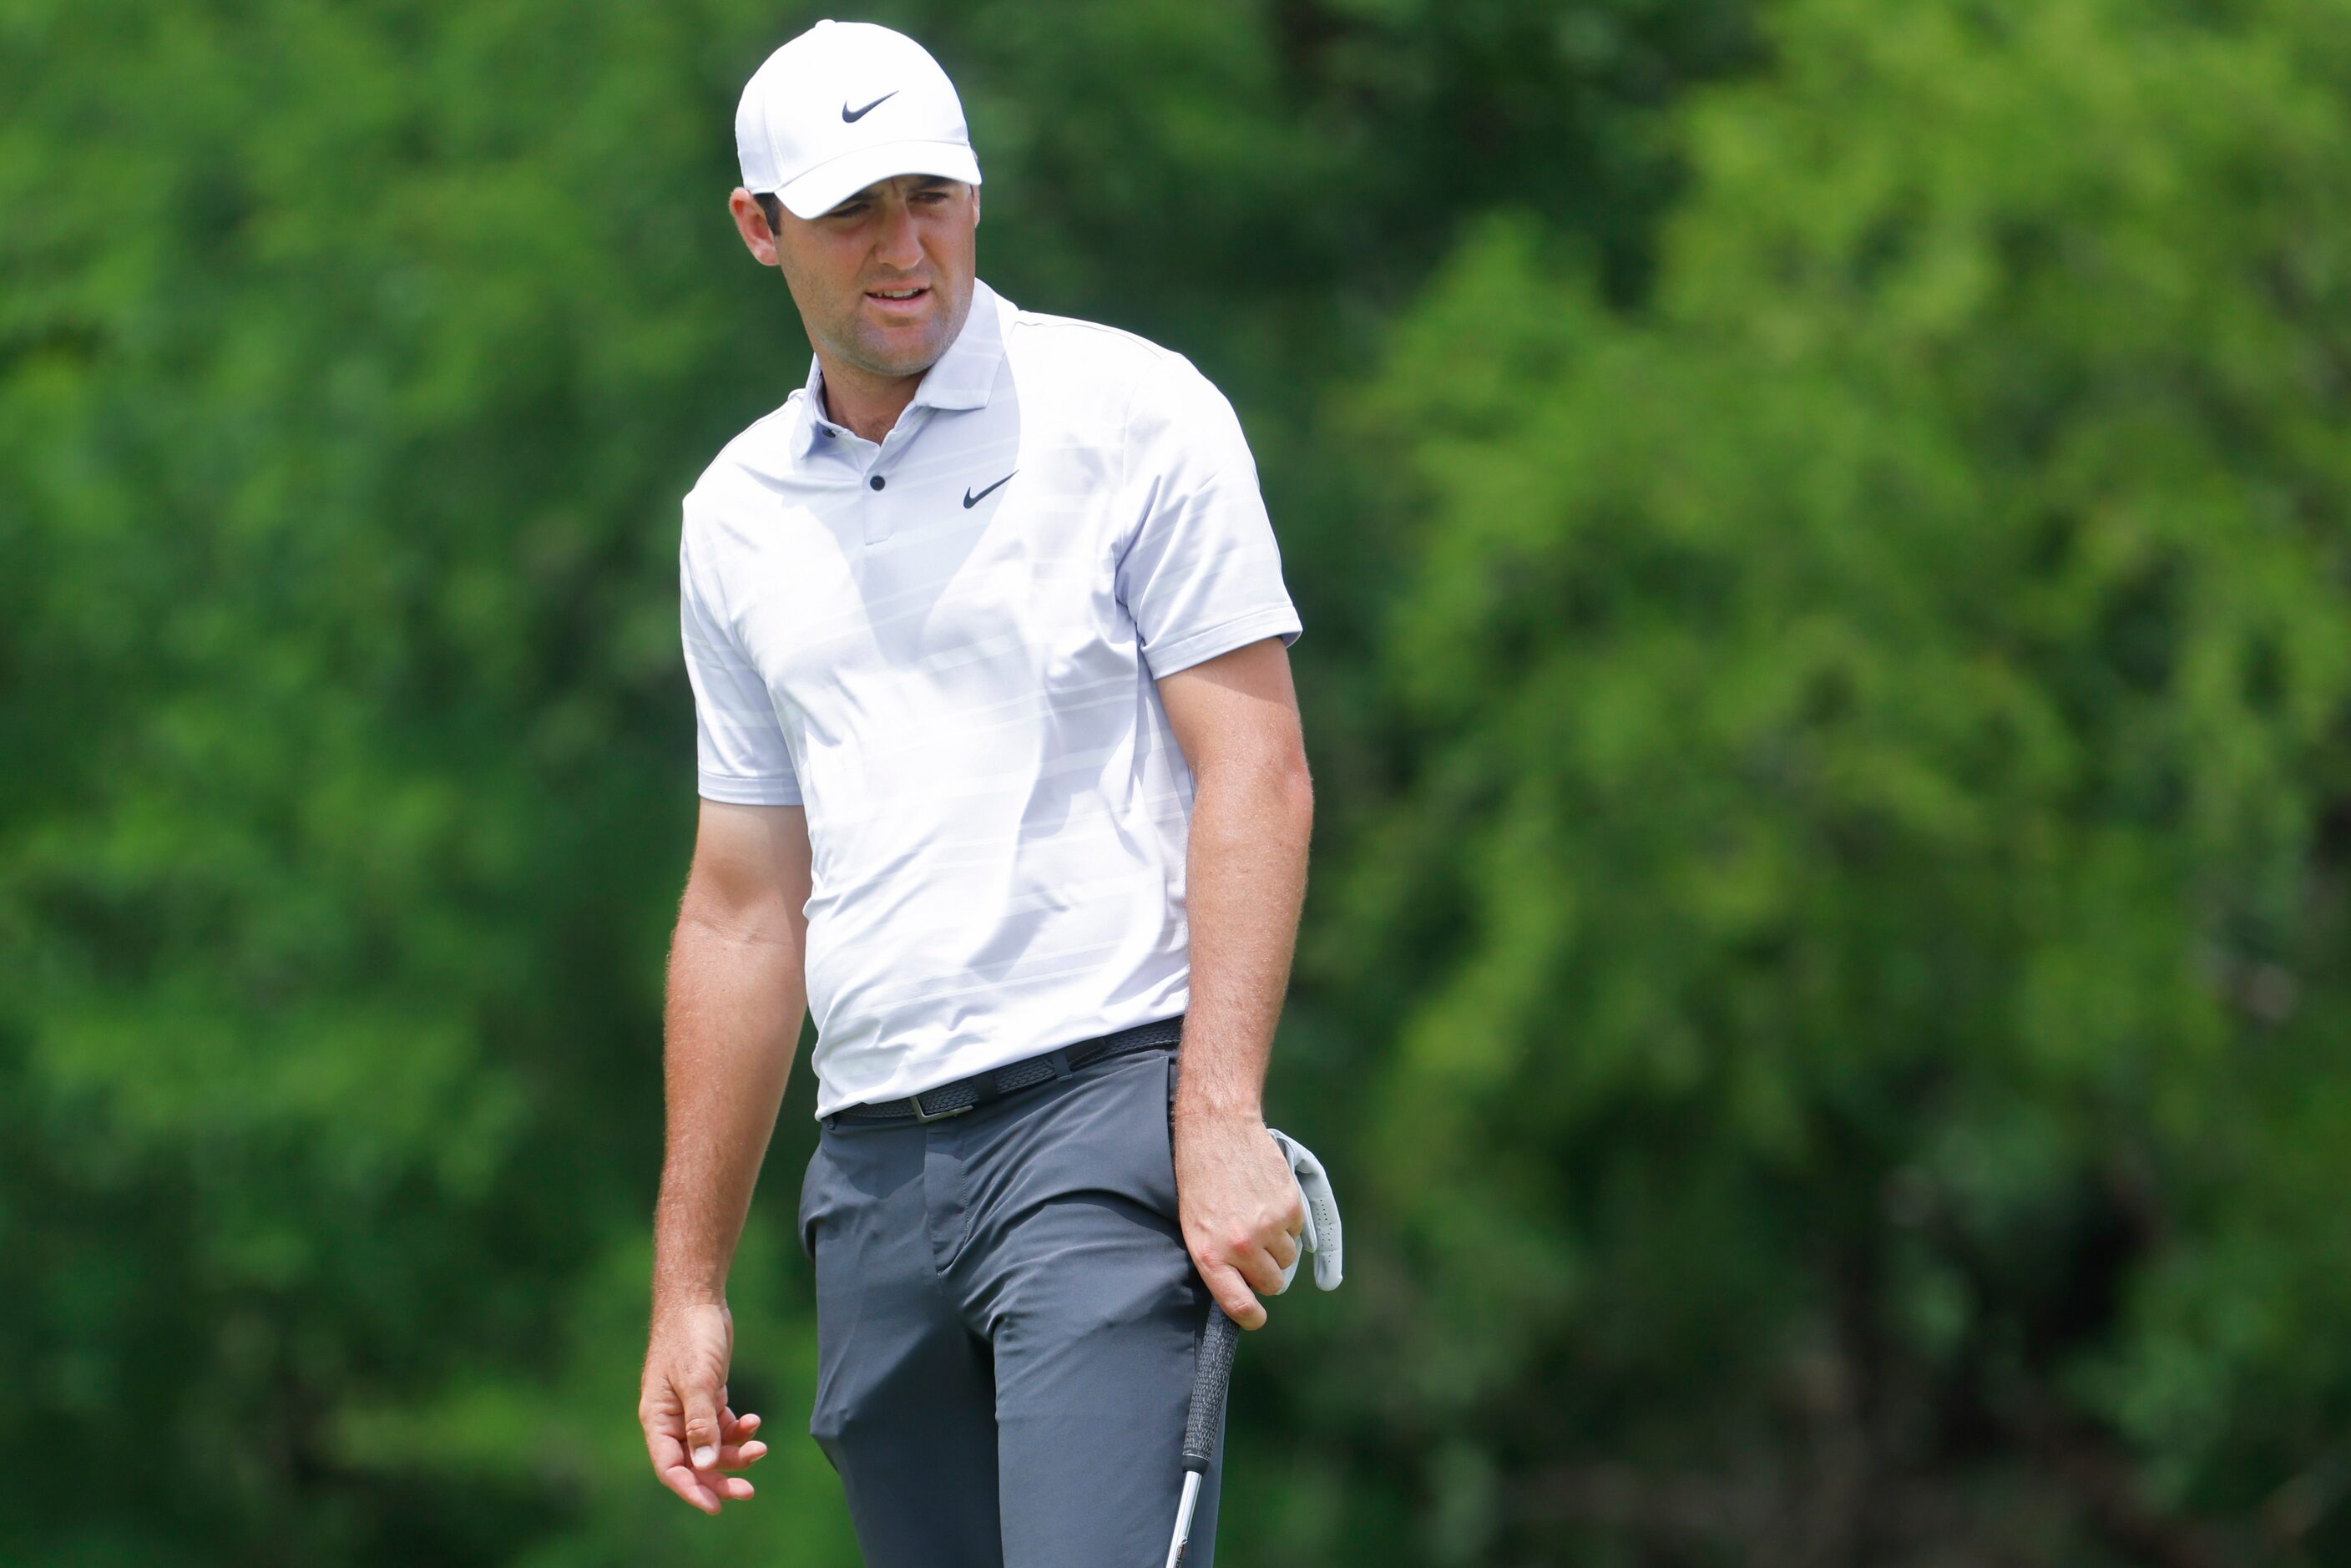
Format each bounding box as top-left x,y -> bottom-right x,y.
911,1092 -> 973,1124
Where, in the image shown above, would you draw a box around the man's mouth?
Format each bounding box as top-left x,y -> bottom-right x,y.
867,285 -> 928,301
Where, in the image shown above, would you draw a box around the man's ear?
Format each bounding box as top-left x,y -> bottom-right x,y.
971,182 -> 981,229
727,187 -> 781,268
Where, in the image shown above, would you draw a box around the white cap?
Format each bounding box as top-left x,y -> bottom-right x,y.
736,20 -> 982,221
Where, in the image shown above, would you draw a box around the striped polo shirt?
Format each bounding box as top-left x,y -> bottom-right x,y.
680,278 -> 1303,1118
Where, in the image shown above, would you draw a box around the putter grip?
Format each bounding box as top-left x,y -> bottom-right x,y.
1181,1305 -> 1241,1473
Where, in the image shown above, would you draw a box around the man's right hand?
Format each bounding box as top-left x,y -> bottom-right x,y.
640,1299 -> 768,1514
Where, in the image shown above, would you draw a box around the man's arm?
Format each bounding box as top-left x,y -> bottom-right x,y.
1156,635 -> 1315,1330
640,798 -> 812,1514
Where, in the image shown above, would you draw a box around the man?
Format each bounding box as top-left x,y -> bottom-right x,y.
635,18 -> 1315,1566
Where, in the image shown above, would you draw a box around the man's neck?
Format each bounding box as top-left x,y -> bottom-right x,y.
817,357 -> 923,445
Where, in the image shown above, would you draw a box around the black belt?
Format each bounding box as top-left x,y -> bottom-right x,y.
828,1014 -> 1185,1128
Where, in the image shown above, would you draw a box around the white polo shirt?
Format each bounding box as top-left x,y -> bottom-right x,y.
680,278 -> 1303,1118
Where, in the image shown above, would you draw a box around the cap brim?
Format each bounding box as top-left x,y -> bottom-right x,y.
775,141 -> 982,220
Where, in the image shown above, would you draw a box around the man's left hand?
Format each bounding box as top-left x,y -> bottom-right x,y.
1171,1110 -> 1304,1330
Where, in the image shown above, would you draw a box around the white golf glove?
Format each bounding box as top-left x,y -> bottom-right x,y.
1265,1127 -> 1342,1294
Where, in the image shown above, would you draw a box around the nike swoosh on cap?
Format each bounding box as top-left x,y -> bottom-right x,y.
842,92 -> 897,123
963,472 -> 1015,508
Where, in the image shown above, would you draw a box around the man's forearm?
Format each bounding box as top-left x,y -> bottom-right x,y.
651,914 -> 806,1310
1171,760 -> 1314,1125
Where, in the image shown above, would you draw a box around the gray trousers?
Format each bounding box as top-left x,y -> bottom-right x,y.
796,1037 -> 1226,1566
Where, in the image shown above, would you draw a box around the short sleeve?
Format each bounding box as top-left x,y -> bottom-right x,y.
680,513 -> 802,805
1114,358 -> 1303,680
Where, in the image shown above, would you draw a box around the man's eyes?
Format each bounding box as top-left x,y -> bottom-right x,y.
827,195 -> 948,220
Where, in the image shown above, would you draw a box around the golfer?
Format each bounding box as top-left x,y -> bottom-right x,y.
637,19 -> 1314,1565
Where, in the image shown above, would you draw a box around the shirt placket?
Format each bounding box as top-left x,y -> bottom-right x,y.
813,406 -> 929,545
861,409 -> 933,544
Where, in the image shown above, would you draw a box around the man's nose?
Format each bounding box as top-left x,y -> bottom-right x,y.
872,200 -> 924,270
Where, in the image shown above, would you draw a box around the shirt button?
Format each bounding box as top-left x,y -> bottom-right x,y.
868,474 -> 886,491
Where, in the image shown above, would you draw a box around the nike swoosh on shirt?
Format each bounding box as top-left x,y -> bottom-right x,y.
842,92 -> 897,123
963,472 -> 1016,508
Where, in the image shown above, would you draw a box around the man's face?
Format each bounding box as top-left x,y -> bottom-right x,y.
733,175 -> 980,382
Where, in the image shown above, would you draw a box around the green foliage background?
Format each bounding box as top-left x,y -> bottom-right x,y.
6,0 -> 2349,1562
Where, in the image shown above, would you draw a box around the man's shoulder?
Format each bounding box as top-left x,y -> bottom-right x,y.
1006,302 -> 1179,366
1003,303 -> 1220,410
683,397 -> 803,518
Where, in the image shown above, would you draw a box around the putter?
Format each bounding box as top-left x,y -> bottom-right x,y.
1165,1303 -> 1241,1568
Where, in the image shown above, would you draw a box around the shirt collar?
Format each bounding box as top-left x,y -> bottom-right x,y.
796,278 -> 1009,457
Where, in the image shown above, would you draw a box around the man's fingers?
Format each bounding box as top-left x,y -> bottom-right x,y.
1269,1229 -> 1302,1271
1233,1245 -> 1288,1301
646,1419 -> 726,1509
652,1435 -> 756,1510
684,1391 -> 724,1470
660,1463 -> 722,1515
645,1420 -> 685,1464
644,1421 -> 695,1483
1206,1261 -> 1267,1330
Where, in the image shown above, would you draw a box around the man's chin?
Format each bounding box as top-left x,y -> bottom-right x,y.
844,322 -> 955,380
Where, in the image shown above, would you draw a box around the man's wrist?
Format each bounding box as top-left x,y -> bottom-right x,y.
650,1266 -> 731,1314
653,1297 -> 724,1335
1171,1087 -> 1263,1127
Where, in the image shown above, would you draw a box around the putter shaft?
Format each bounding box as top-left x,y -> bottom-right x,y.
1164,1471 -> 1203,1568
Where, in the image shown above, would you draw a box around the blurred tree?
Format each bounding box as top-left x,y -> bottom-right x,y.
1316,0 -> 2351,1560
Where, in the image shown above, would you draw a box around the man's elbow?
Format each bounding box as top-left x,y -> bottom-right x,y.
676,867 -> 807,950
1196,746 -> 1314,834
1278,751 -> 1314,824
